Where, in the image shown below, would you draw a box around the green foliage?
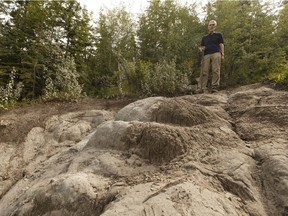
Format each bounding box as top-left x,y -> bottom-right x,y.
205,0 -> 281,87
268,1 -> 288,86
136,0 -> 203,90
0,0 -> 93,100
276,2 -> 288,56
0,68 -> 23,109
42,45 -> 83,101
97,86 -> 122,99
141,60 -> 189,96
137,0 -> 201,64
266,49 -> 288,85
91,7 -> 137,96
267,63 -> 288,84
0,0 -> 288,102
137,60 -> 154,95
115,59 -> 137,95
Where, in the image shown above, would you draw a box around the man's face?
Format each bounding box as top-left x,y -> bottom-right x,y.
208,22 -> 216,33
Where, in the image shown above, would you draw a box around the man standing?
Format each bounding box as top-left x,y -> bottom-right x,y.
198,20 -> 224,93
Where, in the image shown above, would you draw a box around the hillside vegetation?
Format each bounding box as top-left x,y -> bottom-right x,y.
1,0 -> 288,110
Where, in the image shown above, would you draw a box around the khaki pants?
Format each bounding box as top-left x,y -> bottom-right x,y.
199,52 -> 221,90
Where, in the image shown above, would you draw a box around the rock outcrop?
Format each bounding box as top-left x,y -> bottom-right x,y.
0,84 -> 287,216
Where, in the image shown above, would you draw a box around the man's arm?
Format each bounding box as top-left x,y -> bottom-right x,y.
220,43 -> 224,59
199,36 -> 205,53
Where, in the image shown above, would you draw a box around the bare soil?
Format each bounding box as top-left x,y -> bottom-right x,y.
0,97 -> 135,144
1,84 -> 288,216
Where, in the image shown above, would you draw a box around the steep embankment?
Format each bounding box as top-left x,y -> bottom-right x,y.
0,84 -> 287,216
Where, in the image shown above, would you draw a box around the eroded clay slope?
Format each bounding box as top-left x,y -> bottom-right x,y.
0,84 -> 287,216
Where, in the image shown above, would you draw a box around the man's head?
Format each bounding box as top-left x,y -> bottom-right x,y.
208,20 -> 217,33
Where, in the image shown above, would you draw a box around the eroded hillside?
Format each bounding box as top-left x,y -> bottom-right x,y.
0,84 -> 287,216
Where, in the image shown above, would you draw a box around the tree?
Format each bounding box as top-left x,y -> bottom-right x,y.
0,1 -> 48,98
0,0 -> 93,99
93,7 -> 137,96
276,1 -> 288,57
46,0 -> 93,59
44,0 -> 94,93
267,1 -> 288,85
138,0 -> 184,63
137,0 -> 202,85
204,0 -> 282,86
42,40 -> 83,101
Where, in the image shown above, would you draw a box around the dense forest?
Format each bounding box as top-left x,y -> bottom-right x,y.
0,0 -> 288,108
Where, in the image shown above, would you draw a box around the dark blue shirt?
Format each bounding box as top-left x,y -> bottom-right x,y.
201,32 -> 224,56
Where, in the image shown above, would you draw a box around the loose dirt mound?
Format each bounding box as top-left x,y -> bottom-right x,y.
151,98 -> 224,126
0,84 -> 287,216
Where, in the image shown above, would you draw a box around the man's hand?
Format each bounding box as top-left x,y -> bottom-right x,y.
198,46 -> 205,52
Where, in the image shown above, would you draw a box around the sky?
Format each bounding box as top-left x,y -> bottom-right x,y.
78,0 -> 284,22
78,0 -> 208,19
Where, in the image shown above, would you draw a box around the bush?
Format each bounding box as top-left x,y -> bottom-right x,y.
141,60 -> 189,96
108,59 -> 190,97
0,68 -> 23,109
267,63 -> 288,86
42,47 -> 83,101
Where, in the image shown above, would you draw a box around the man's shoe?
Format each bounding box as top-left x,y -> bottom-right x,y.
195,89 -> 204,94
211,86 -> 219,93
195,89 -> 209,94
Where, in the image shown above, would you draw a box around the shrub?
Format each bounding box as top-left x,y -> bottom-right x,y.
0,68 -> 23,109
141,60 -> 189,96
42,48 -> 83,101
267,63 -> 288,85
